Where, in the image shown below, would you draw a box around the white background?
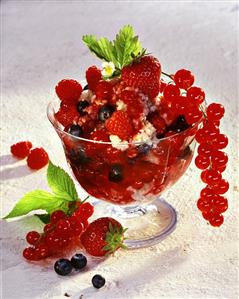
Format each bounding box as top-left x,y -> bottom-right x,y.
1,1 -> 238,299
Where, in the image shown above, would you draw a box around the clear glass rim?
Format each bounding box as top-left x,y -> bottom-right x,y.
47,99 -> 203,146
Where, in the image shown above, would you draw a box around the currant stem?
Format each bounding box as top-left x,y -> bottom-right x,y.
161,71 -> 173,80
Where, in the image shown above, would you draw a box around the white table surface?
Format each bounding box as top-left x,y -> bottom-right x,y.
1,1 -> 238,299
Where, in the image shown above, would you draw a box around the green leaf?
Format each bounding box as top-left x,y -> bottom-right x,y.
3,190 -> 66,219
35,213 -> 51,224
113,25 -> 143,68
47,161 -> 78,201
82,25 -> 146,71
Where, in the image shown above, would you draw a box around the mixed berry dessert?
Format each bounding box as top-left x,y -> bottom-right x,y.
48,25 -> 228,227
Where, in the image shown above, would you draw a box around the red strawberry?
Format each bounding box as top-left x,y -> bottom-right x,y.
121,55 -> 161,99
80,217 -> 127,257
10,141 -> 32,159
86,66 -> 102,91
55,79 -> 82,104
105,111 -> 133,140
120,90 -> 144,118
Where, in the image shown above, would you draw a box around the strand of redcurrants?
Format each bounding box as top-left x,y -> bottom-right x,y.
23,202 -> 94,261
161,69 -> 228,227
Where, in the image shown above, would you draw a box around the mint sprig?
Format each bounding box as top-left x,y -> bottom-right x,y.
82,25 -> 146,70
4,161 -> 80,221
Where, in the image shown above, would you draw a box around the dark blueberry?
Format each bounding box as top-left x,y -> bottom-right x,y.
98,104 -> 115,122
67,146 -> 90,165
137,143 -> 152,155
67,125 -> 84,137
54,259 -> 73,276
77,100 -> 90,115
83,84 -> 89,90
109,164 -> 123,182
71,253 -> 87,270
92,274 -> 106,289
169,115 -> 190,133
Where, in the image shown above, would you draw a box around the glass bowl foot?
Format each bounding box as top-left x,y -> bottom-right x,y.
92,197 -> 177,249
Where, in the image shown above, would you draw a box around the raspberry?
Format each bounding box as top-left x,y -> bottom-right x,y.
55,79 -> 82,103
10,141 -> 32,159
95,80 -> 113,101
105,110 -> 133,140
55,101 -> 79,127
27,148 -> 49,170
121,55 -> 161,99
86,66 -> 102,91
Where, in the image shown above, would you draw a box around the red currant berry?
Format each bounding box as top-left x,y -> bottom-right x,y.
23,247 -> 35,260
200,186 -> 216,200
174,69 -> 194,90
50,210 -> 66,224
184,108 -> 203,125
195,128 -> 206,144
213,196 -> 228,213
34,244 -> 49,259
56,219 -> 71,235
201,123 -> 219,140
205,169 -> 222,186
26,231 -> 40,245
69,215 -> 83,235
211,134 -> 228,150
187,86 -> 205,105
211,151 -> 228,168
44,223 -> 54,233
45,233 -> 62,249
209,213 -> 224,227
159,80 -> 167,93
207,103 -> 225,122
163,84 -> 180,102
211,179 -> 229,194
200,170 -> 208,183
77,202 -> 94,219
215,164 -> 227,173
197,197 -> 213,212
195,155 -> 210,169
197,143 -> 212,157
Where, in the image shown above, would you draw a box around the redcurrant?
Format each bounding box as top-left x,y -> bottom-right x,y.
174,69 -> 194,90
50,210 -> 66,224
207,103 -> 225,122
26,231 -> 40,245
187,86 -> 205,105
195,155 -> 210,169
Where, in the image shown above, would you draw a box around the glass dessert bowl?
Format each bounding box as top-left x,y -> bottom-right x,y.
47,99 -> 201,248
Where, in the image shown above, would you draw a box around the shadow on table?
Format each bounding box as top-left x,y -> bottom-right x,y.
0,154 -> 19,166
0,164 -> 33,180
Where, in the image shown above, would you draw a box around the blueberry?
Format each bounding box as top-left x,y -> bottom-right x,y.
77,100 -> 90,115
137,143 -> 152,155
67,146 -> 89,165
83,84 -> 89,90
98,105 -> 115,122
92,274 -> 106,289
109,164 -> 123,182
71,253 -> 87,270
67,125 -> 84,137
169,115 -> 190,133
54,259 -> 73,276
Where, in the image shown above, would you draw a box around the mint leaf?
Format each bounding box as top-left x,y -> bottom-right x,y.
113,25 -> 144,68
47,161 -> 78,201
3,190 -> 67,219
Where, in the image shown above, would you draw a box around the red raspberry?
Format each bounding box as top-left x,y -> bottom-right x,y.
121,55 -> 161,99
27,148 -> 49,170
55,79 -> 82,103
10,141 -> 32,159
120,90 -> 144,118
95,80 -> 113,101
55,101 -> 79,127
86,66 -> 102,91
105,111 -> 133,140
